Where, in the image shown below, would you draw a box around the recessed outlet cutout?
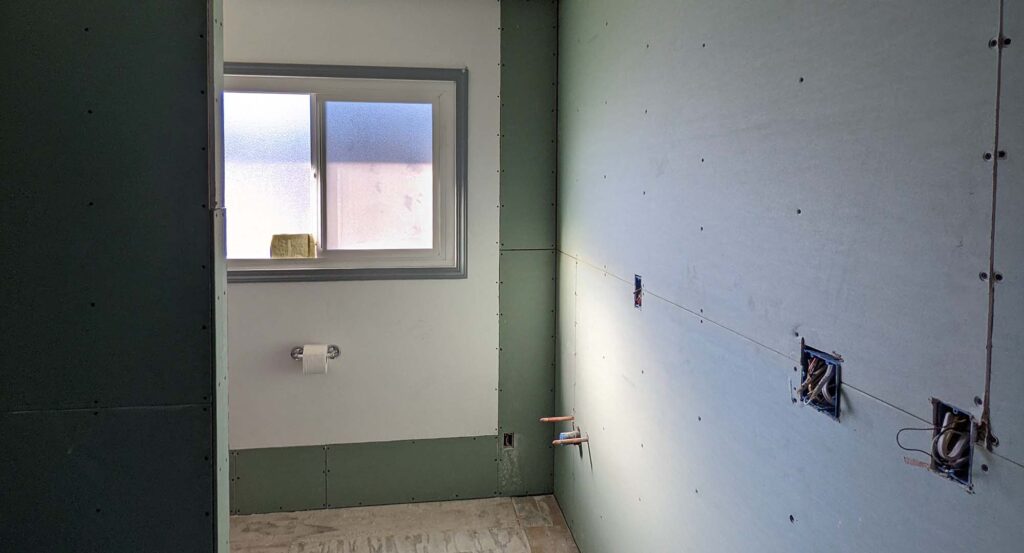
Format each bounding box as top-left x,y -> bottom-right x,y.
930,399 -> 975,487
503,432 -> 515,449
798,343 -> 842,420
634,274 -> 643,309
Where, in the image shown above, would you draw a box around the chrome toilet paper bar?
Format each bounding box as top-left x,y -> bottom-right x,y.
290,345 -> 340,361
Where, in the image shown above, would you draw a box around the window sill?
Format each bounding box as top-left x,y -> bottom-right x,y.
226,264 -> 467,283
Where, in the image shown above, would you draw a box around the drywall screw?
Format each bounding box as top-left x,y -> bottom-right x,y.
983,152 -> 993,161
979,272 -> 989,281
994,272 -> 1004,282
989,38 -> 999,48
997,150 -> 1007,159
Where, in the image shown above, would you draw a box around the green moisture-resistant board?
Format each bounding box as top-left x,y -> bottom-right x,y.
230,437 -> 499,513
0,1 -> 214,410
0,406 -> 214,551
497,0 -> 559,499
499,0 -> 558,250
231,446 -> 327,515
498,250 -> 557,495
326,436 -> 498,508
0,1 -> 222,550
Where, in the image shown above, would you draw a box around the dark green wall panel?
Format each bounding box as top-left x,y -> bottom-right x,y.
231,437 -> 499,514
0,407 -> 214,551
0,1 -> 222,549
498,250 -> 557,495
497,0 -> 559,499
500,0 -> 558,250
326,436 -> 498,508
0,0 -> 214,411
231,446 -> 326,515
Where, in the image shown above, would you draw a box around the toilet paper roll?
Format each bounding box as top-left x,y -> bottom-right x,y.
302,344 -> 329,375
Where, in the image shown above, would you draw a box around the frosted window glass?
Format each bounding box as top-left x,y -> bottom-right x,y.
324,102 -> 433,250
224,92 -> 314,259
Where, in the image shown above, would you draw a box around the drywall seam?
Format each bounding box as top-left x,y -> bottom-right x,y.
558,250 -> 1024,471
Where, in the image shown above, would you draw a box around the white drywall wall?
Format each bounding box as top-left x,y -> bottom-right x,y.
556,1 -> 1024,552
224,0 -> 500,449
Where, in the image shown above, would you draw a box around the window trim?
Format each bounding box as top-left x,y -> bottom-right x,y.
223,63 -> 468,283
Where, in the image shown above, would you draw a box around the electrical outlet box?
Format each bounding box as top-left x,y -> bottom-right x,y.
930,399 -> 975,487
798,343 -> 842,420
633,275 -> 642,308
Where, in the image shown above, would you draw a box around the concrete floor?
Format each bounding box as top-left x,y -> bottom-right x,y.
230,495 -> 580,553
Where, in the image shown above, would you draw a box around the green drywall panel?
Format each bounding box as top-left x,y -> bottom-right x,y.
1,1 -> 220,549
326,436 -> 498,508
231,446 -> 327,515
498,249 -> 557,495
0,0 -> 213,410
0,406 -> 214,551
500,0 -> 558,250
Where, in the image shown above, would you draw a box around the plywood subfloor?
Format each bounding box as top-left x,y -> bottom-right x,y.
231,495 -> 579,553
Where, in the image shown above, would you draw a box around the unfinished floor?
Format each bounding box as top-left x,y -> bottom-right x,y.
230,495 -> 579,553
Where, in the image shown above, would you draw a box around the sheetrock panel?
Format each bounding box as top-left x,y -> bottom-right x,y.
556,258 -> 1024,553
224,0 -> 501,449
326,437 -> 498,508
0,0 -> 213,410
0,406 -> 214,551
500,0 -> 558,250
231,446 -> 326,515
990,2 -> 1024,462
553,255 -> 579,513
498,250 -> 557,495
558,0 -> 997,426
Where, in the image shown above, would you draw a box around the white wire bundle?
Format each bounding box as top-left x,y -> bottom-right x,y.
932,412 -> 970,468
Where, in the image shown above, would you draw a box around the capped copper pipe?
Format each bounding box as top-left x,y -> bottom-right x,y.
552,437 -> 589,446
540,416 -> 575,423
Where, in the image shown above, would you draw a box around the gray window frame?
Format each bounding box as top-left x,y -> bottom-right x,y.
223,62 -> 468,283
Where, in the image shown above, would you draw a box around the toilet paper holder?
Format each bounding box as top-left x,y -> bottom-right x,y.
290,345 -> 340,361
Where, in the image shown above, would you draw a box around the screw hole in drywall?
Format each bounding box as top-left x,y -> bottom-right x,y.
984,152 -> 993,160
997,151 -> 1007,159
990,38 -> 999,48
994,273 -> 1004,282
796,209 -> 802,214
798,77 -> 804,82
981,464 -> 989,472
789,515 -> 795,523
975,396 -> 983,406
979,272 -> 989,281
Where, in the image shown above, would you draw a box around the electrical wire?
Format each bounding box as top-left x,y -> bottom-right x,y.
798,357 -> 836,408
896,427 -> 936,459
896,424 -> 971,469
